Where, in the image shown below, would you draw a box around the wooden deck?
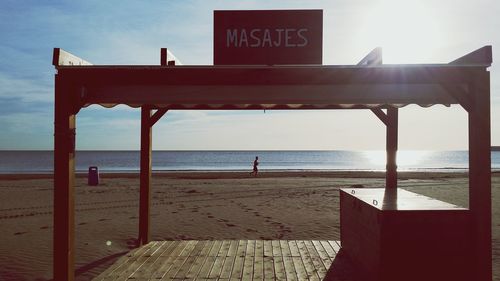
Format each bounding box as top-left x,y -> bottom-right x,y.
93,240 -> 341,280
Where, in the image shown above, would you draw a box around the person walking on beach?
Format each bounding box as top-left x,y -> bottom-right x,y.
251,156 -> 259,176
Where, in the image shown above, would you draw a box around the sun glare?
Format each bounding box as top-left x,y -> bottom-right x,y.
357,0 -> 447,63
364,150 -> 430,168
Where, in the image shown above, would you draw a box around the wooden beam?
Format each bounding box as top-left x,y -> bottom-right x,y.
53,48 -> 92,66
450,46 -> 492,67
149,109 -> 168,126
139,106 -> 152,245
161,47 -> 182,66
371,108 -> 388,126
468,71 -> 492,280
57,64 -> 483,107
440,83 -> 471,112
53,74 -> 76,281
161,48 -> 168,66
386,108 -> 398,189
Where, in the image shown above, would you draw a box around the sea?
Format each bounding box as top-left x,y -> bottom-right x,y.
0,150 -> 500,174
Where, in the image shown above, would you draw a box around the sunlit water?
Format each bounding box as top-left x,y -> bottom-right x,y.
1,150 -> 499,173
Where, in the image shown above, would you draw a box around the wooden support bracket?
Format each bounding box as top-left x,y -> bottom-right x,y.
149,109 -> 168,127
440,83 -> 472,112
371,108 -> 389,126
161,48 -> 182,66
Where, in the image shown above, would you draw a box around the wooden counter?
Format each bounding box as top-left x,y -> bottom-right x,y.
340,188 -> 471,281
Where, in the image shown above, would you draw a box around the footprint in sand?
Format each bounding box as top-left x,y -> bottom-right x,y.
217,218 -> 229,222
246,228 -> 257,233
98,218 -> 108,222
207,215 -> 214,218
225,223 -> 236,227
78,222 -> 87,225
40,226 -> 49,230
14,231 -> 28,235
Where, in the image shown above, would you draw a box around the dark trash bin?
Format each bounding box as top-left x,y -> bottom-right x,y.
88,166 -> 99,186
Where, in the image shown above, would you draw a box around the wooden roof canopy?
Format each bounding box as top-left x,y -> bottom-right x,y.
52,46 -> 493,281
53,46 -> 492,112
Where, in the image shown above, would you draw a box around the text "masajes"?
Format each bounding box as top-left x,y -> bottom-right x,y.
226,28 -> 309,48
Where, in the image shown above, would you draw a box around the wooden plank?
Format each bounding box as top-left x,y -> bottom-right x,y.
141,241 -> 179,278
310,256 -> 328,278
113,242 -> 161,280
162,240 -> 189,257
101,242 -> 157,279
273,256 -> 286,281
469,71 -> 492,281
128,241 -> 170,278
227,240 -> 239,256
283,256 -> 298,281
132,241 -> 178,279
179,240 -> 198,256
185,255 -> 208,279
208,256 -> 226,279
263,256 -> 276,280
271,240 -> 282,257
230,256 -> 245,279
386,107 -> 398,189
306,240 -> 330,264
197,257 -> 216,278
242,256 -> 254,280
208,241 -> 223,257
200,241 -> 215,256
296,241 -> 311,258
316,240 -> 335,259
53,74 -> 76,281
160,255 -> 190,280
218,240 -> 232,256
328,240 -> 341,254
219,253 -> 236,279
255,240 -> 264,258
301,253 -> 320,281
449,45 -> 492,66
263,240 -> 273,257
139,106 -> 152,245
302,241 -> 330,275
306,240 -> 331,264
174,241 -> 202,278
152,242 -> 189,279
280,240 -> 292,257
236,240 -> 247,257
288,240 -> 301,257
253,256 -> 264,280
174,256 -> 197,279
246,240 -> 256,257
292,257 -> 309,280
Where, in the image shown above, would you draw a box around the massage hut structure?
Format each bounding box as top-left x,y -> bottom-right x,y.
52,45 -> 492,281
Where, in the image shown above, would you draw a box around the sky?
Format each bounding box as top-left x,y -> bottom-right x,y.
0,0 -> 498,151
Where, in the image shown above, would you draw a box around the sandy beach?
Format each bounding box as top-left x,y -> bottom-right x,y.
0,171 -> 499,280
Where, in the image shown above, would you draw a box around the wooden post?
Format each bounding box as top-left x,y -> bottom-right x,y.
139,107 -> 152,245
386,108 -> 398,189
469,71 -> 491,280
53,74 -> 76,281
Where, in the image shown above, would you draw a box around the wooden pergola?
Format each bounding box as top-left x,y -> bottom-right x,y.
52,46 -> 492,280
